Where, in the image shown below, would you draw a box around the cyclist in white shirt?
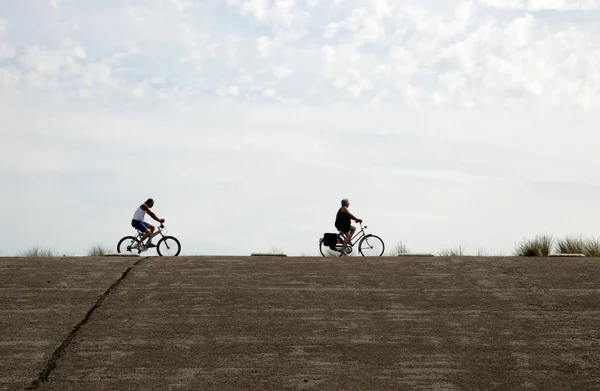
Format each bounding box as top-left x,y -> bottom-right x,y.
131,198 -> 165,248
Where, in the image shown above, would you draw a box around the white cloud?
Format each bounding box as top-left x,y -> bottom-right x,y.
82,63 -> 117,88
132,82 -> 146,98
171,0 -> 195,13
478,0 -> 599,10
229,0 -> 310,28
235,69 -> 254,84
126,6 -> 145,22
217,85 -> 240,97
0,68 -> 20,87
4,1 -> 598,108
274,65 -> 293,79
13,40 -> 117,96
236,0 -> 269,21
256,36 -> 271,57
0,43 -> 15,61
0,19 -> 7,37
18,45 -> 64,76
150,76 -> 166,85
50,0 -> 67,11
324,6 -> 386,45
262,87 -> 280,99
181,48 -> 213,72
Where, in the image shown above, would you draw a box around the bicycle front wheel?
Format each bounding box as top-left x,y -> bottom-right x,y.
359,234 -> 385,256
157,236 -> 181,256
117,236 -> 140,254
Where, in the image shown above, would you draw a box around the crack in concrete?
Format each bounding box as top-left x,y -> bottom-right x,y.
27,256 -> 150,390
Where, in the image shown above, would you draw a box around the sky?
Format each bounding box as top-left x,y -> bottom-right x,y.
1,0 -> 600,256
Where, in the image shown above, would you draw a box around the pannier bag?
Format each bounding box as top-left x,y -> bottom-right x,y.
323,233 -> 339,247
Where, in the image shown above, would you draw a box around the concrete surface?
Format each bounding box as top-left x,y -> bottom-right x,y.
1,256 -> 599,390
0,257 -> 146,390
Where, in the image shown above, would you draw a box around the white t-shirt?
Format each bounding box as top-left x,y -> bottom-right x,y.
132,206 -> 146,221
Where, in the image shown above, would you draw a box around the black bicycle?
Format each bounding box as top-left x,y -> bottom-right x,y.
117,224 -> 181,256
319,222 -> 384,256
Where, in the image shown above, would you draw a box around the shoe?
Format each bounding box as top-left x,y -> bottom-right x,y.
147,242 -> 157,248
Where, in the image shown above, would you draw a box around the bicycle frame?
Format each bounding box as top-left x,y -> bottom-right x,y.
134,225 -> 166,243
339,223 -> 368,247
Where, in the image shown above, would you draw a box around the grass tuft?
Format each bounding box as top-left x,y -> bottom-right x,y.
555,236 -> 600,257
515,235 -> 553,257
438,245 -> 465,256
19,246 -> 57,257
555,237 -> 586,255
389,242 -> 409,256
270,246 -> 285,255
584,237 -> 600,257
87,245 -> 112,257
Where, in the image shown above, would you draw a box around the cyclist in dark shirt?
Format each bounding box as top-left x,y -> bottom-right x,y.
335,198 -> 362,255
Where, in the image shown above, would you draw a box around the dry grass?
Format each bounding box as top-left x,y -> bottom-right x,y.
251,246 -> 287,256
515,235 -> 553,257
18,246 -> 58,257
555,237 -> 586,255
270,246 -> 285,255
438,245 -> 465,256
388,242 -> 409,256
556,236 -> 600,257
584,238 -> 600,257
87,245 -> 112,257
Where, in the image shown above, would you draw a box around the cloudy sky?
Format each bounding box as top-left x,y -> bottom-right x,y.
1,0 -> 600,256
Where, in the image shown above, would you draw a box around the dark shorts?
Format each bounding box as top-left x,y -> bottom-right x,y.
336,224 -> 351,234
131,219 -> 149,232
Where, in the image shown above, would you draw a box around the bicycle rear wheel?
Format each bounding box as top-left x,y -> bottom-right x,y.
117,236 -> 140,254
157,236 -> 181,256
359,234 -> 385,256
319,235 -> 345,256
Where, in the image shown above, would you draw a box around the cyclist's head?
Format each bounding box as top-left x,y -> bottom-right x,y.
145,198 -> 154,207
341,198 -> 349,207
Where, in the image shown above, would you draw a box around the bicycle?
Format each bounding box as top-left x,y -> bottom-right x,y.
117,224 -> 181,256
319,222 -> 385,256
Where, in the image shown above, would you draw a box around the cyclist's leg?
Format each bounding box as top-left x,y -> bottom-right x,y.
341,225 -> 355,254
145,224 -> 157,246
141,224 -> 157,245
350,224 -> 358,241
334,224 -> 346,250
133,220 -> 152,245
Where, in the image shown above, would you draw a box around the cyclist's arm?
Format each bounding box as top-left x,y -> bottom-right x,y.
351,214 -> 363,223
342,207 -> 362,223
149,212 -> 165,223
141,204 -> 165,223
